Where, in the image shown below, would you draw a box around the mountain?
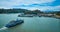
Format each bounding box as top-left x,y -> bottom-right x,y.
0,8 -> 30,13
43,10 -> 60,13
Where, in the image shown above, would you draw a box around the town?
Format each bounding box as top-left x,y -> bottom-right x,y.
0,8 -> 60,18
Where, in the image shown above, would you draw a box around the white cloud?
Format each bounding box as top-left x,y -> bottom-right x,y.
0,0 -> 60,11
20,5 -> 60,11
0,0 -> 55,7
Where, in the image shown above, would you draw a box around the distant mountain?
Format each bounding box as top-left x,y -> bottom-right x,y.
43,10 -> 60,13
0,8 -> 60,14
0,8 -> 30,13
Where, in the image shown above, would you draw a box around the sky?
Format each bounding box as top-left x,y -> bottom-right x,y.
0,0 -> 60,11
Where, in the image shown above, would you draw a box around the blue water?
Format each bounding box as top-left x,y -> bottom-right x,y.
0,14 -> 60,32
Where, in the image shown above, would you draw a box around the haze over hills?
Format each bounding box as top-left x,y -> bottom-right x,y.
0,8 -> 29,13
0,8 -> 60,14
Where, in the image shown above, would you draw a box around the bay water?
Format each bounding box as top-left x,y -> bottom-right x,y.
0,14 -> 60,32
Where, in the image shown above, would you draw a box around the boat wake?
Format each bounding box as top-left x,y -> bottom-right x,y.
0,27 -> 8,30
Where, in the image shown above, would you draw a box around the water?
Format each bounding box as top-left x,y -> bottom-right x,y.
0,14 -> 60,32
0,27 -> 8,30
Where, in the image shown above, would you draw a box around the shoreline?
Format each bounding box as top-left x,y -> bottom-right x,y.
0,13 -> 60,19
18,14 -> 60,19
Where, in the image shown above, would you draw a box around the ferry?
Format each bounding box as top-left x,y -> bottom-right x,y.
5,19 -> 24,28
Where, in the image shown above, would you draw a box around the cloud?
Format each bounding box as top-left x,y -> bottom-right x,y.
0,0 -> 60,11
18,5 -> 60,11
0,0 -> 55,7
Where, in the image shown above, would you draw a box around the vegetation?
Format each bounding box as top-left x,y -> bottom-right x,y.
0,9 -> 44,15
55,11 -> 60,16
0,8 -> 29,13
0,8 -> 60,16
24,9 -> 43,14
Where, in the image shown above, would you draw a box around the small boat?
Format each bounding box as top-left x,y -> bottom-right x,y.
5,19 -> 24,28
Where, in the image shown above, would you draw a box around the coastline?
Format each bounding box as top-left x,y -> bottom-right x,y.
18,14 -> 60,19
